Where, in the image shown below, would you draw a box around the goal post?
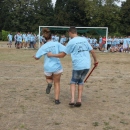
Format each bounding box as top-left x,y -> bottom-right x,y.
38,26 -> 108,50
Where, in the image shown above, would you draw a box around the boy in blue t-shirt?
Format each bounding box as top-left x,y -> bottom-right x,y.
47,26 -> 98,107
7,33 -> 13,48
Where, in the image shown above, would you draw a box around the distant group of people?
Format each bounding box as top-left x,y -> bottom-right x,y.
7,31 -> 130,53
40,34 -> 67,46
14,32 -> 38,49
98,36 -> 130,53
7,32 -> 38,49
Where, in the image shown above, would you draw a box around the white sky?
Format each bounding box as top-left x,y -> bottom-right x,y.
52,0 -> 56,6
115,0 -> 126,6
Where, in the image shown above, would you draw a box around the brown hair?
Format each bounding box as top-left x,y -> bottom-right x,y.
68,26 -> 77,34
42,28 -> 51,40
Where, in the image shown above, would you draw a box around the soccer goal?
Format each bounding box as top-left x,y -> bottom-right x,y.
38,26 -> 108,50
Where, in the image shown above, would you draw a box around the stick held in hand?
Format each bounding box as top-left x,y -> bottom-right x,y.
84,62 -> 98,83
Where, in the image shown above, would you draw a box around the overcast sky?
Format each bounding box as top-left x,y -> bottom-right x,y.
52,0 -> 56,6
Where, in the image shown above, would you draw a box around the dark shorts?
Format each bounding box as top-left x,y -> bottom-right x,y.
16,41 -> 21,45
70,69 -> 89,85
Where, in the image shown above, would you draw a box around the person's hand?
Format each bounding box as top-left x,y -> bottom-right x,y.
47,52 -> 53,57
94,61 -> 98,66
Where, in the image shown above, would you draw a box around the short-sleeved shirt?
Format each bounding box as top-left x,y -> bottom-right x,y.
30,35 -> 34,42
35,41 -> 66,72
127,38 -> 130,45
24,35 -> 28,42
99,37 -> 102,44
8,34 -> 13,41
123,38 -> 128,44
60,37 -> 64,44
65,36 -> 93,70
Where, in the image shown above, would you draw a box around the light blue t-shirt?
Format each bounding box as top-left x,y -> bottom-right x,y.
8,34 -> 13,41
66,36 -> 93,70
19,35 -> 22,42
123,38 -> 128,44
127,38 -> 130,45
35,41 -> 66,72
99,37 -> 102,44
54,36 -> 59,42
22,34 -> 26,40
30,35 -> 34,42
60,37 -> 64,44
27,34 -> 31,41
24,35 -> 28,42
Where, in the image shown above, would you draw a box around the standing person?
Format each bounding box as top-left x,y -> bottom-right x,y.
33,34 -> 37,49
24,34 -> 28,49
98,36 -> 102,51
22,32 -> 26,48
60,35 -> 64,45
16,32 -> 21,49
27,32 -> 31,48
30,34 -> 34,48
14,32 -> 18,47
33,28 -> 66,105
127,36 -> 130,53
123,36 -> 128,52
99,36 -> 106,51
19,33 -> 22,48
47,26 -> 98,107
7,33 -> 13,48
107,36 -> 112,51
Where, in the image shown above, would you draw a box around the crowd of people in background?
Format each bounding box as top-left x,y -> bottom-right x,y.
7,32 -> 38,49
7,32 -> 130,53
98,36 -> 130,53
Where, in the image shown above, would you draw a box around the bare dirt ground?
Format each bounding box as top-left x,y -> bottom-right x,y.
0,41 -> 130,130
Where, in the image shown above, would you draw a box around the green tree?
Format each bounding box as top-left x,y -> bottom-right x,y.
85,0 -> 120,33
54,0 -> 68,25
35,0 -> 54,27
0,0 -> 11,31
0,0 -> 54,32
120,0 -> 130,35
54,0 -> 88,26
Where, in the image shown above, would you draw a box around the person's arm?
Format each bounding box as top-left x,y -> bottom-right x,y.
47,52 -> 66,58
90,50 -> 98,66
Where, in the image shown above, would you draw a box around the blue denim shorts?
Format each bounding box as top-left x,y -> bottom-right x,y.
70,69 -> 89,85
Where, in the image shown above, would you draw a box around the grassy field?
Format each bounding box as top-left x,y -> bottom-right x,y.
0,41 -> 130,130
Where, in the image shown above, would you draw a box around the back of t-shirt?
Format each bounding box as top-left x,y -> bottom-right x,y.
66,37 -> 93,70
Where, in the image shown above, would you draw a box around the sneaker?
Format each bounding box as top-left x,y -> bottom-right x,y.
46,83 -> 52,94
55,100 -> 61,105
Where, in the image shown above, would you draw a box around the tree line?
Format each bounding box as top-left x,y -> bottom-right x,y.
0,0 -> 130,36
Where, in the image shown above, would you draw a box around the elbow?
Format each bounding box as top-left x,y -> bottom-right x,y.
34,56 -> 39,60
35,57 -> 39,60
59,56 -> 65,58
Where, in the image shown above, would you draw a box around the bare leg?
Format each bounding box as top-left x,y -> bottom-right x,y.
70,84 -> 76,103
45,75 -> 53,84
53,73 -> 61,100
45,75 -> 53,94
77,85 -> 83,103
